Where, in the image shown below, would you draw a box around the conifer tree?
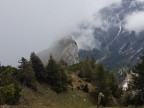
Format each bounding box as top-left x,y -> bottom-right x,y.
0,67 -> 21,104
46,55 -> 67,93
18,57 -> 37,91
95,63 -> 106,89
46,55 -> 57,85
129,54 -> 144,103
30,52 -> 46,82
78,58 -> 95,82
95,63 -> 111,98
107,72 -> 122,98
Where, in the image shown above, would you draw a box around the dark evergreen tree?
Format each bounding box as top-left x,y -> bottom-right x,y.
46,55 -> 67,93
95,63 -> 111,101
107,72 -> 123,98
30,52 -> 46,83
18,57 -> 37,91
52,65 -> 68,93
129,54 -> 144,104
78,58 -> 95,82
46,55 -> 58,85
0,67 -> 21,104
95,63 -> 107,90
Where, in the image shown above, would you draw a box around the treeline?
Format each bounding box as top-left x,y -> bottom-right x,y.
0,52 -> 68,105
1,52 -> 144,106
67,56 -> 144,106
67,58 -> 123,104
17,53 -> 68,93
0,53 -> 122,105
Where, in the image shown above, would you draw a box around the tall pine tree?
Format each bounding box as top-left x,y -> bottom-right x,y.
95,63 -> 111,101
46,55 -> 67,93
30,52 -> 46,83
80,58 -> 94,82
18,57 -> 37,91
129,54 -> 144,104
0,67 -> 21,104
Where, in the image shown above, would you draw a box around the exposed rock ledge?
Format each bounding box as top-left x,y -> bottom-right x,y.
37,36 -> 79,65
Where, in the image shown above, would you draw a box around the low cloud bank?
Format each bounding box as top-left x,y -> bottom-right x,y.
125,11 -> 144,34
136,0 -> 144,2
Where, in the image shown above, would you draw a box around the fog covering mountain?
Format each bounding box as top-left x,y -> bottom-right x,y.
38,0 -> 144,70
72,0 -> 144,69
37,36 -> 79,65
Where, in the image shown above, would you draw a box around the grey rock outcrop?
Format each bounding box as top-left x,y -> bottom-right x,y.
73,0 -> 144,69
37,36 -> 79,65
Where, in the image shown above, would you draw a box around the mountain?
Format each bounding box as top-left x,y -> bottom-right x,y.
72,0 -> 144,69
37,36 -> 79,65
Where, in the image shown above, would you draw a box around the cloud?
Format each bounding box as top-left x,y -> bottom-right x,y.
125,11 -> 144,33
72,14 -> 107,50
72,0 -> 122,50
72,27 -> 101,50
0,0 -> 122,66
136,0 -> 144,2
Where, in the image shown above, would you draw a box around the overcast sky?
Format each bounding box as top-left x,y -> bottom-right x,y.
1,0 -> 144,66
0,0 -> 123,66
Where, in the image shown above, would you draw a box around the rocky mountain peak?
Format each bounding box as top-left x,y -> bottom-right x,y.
37,36 -> 79,66
72,0 -> 144,69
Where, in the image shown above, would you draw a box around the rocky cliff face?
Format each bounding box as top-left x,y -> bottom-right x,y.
72,0 -> 144,69
37,36 -> 79,65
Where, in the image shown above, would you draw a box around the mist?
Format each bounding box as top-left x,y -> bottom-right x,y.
136,0 -> 144,2
125,11 -> 144,34
0,0 -> 122,66
71,15 -> 104,50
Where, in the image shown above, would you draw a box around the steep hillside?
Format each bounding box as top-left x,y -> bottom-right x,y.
1,74 -> 96,108
18,86 -> 95,108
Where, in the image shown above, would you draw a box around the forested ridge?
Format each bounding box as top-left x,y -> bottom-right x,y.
0,52 -> 144,107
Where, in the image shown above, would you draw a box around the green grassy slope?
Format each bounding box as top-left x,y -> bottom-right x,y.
16,84 -> 96,108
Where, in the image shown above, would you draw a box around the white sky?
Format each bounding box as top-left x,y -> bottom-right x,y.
0,0 -> 122,66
